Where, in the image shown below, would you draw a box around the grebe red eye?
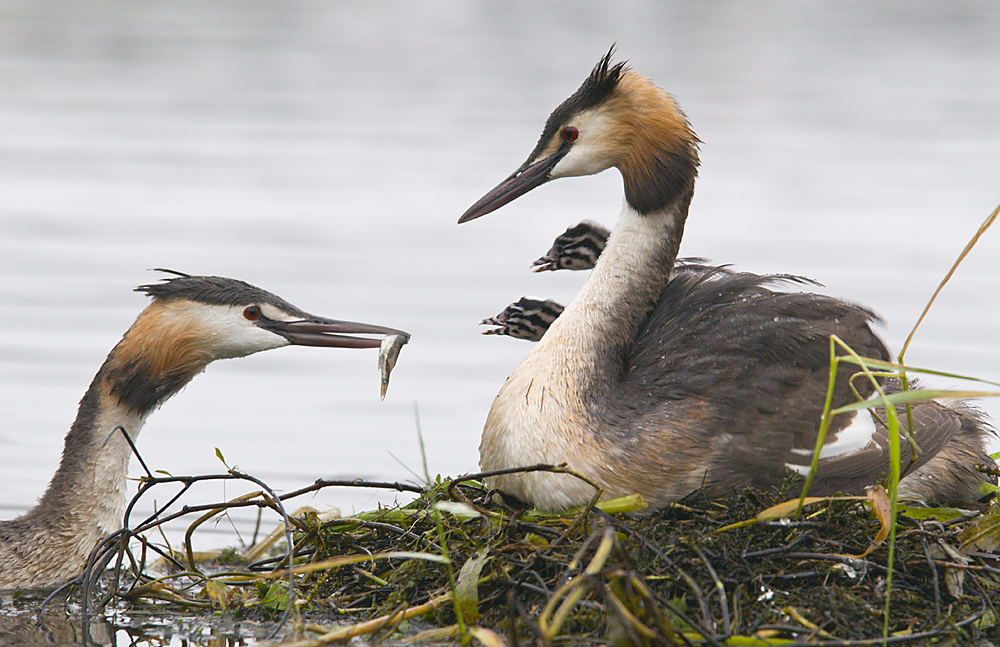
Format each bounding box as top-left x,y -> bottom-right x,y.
243,306 -> 261,321
561,126 -> 579,143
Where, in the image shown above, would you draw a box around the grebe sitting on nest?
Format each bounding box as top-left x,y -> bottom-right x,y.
459,51 -> 993,511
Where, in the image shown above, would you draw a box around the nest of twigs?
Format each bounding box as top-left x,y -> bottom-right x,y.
47,461 -> 1000,647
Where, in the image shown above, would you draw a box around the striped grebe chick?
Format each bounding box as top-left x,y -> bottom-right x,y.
481,297 -> 566,342
532,221 -> 610,272
459,51 -> 994,511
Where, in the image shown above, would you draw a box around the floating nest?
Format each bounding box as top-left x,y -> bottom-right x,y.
51,465 -> 1000,646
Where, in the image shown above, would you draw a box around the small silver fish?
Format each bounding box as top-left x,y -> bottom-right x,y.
378,333 -> 409,400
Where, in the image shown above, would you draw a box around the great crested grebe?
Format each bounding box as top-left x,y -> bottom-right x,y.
0,272 -> 409,590
459,51 -> 994,511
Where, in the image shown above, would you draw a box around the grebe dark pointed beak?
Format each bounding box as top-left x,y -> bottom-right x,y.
458,149 -> 569,223
266,316 -> 410,349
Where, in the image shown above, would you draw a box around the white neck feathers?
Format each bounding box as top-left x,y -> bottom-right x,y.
480,202 -> 685,510
84,387 -> 150,536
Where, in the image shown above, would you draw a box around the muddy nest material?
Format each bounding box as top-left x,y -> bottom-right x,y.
61,468 -> 1000,646
273,479 -> 999,645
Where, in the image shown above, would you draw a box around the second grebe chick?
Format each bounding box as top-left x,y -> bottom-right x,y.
0,272 -> 409,590
459,51 -> 994,511
480,297 -> 565,342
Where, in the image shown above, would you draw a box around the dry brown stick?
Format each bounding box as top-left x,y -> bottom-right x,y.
276,592 -> 453,647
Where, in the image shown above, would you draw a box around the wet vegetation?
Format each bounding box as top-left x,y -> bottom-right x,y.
34,462 -> 1000,647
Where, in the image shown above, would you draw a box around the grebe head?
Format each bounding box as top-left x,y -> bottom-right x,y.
109,271 -> 411,415
138,271 -> 408,352
459,48 -> 700,223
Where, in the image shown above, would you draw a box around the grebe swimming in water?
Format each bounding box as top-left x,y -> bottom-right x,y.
0,272 -> 408,589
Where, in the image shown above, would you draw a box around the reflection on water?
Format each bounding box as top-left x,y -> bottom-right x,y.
0,603 -> 114,647
1,1 -> 999,642
0,595 -> 277,646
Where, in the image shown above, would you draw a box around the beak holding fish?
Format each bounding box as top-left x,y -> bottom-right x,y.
271,312 -> 409,397
378,333 -> 410,400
